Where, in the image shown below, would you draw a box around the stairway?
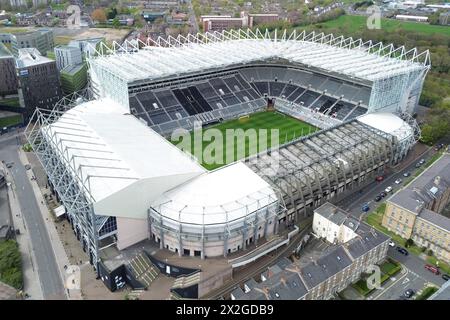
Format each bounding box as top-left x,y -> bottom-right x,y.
128,252 -> 160,288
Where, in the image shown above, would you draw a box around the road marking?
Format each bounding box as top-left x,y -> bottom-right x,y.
402,277 -> 410,285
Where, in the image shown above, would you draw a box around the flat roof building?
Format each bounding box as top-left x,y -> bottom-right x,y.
0,43 -> 18,96
10,29 -> 54,56
16,48 -> 62,118
54,45 -> 82,71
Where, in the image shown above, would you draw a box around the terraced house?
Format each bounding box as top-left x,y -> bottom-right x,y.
382,153 -> 450,263
234,203 -> 390,300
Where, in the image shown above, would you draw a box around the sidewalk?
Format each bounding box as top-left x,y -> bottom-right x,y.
1,161 -> 43,300
17,148 -> 82,300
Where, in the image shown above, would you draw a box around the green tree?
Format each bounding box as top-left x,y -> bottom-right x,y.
112,17 -> 121,28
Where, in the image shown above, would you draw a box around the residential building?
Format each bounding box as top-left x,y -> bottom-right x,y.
54,45 -> 82,71
395,15 -> 429,22
16,48 -> 62,119
247,13 -> 279,26
0,43 -> 18,97
10,29 -> 54,56
60,63 -> 87,94
9,0 -> 27,8
201,12 -> 279,32
142,11 -> 166,22
382,153 -> 450,263
236,203 -> 390,300
201,15 -> 247,33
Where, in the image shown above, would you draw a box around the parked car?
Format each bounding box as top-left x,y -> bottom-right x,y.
442,274 -> 450,281
395,179 -> 402,184
385,186 -> 393,193
403,172 -> 410,177
419,158 -> 425,165
397,247 -> 409,255
362,204 -> 370,212
24,164 -> 31,170
388,240 -> 395,247
374,195 -> 382,202
404,289 -> 415,298
380,191 -> 387,198
6,162 -> 13,168
375,176 -> 384,182
425,264 -> 440,275
415,162 -> 422,168
434,143 -> 444,151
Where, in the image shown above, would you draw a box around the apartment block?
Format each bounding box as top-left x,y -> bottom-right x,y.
382,153 -> 450,263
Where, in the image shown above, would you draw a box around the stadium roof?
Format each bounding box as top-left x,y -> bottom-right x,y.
39,97 -> 278,222
357,113 -> 414,142
151,162 -> 278,225
42,98 -> 205,206
88,29 -> 430,83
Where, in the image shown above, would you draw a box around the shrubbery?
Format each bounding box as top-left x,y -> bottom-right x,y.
0,240 -> 23,290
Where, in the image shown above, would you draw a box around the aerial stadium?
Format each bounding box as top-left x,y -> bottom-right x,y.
26,29 -> 429,291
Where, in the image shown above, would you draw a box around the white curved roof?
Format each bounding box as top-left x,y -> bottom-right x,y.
89,29 -> 429,83
152,162 -> 278,225
357,112 -> 414,142
41,98 -> 205,203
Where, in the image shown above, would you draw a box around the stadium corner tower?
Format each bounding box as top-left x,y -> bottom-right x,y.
26,29 -> 429,270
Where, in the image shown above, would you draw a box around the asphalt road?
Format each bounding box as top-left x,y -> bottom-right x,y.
388,246 -> 447,288
373,269 -> 426,300
0,133 -> 65,299
186,0 -> 199,33
338,145 -> 435,218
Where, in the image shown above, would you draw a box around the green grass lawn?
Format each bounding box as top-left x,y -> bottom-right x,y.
0,27 -> 34,33
0,115 -> 22,128
317,15 -> 450,37
54,36 -> 74,45
380,259 -> 401,277
415,286 -> 438,300
0,97 -> 21,108
170,111 -> 317,170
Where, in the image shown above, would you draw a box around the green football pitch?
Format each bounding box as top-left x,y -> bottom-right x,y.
170,111 -> 317,170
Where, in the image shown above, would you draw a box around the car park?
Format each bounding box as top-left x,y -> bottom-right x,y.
385,186 -> 393,193
404,289 -> 415,298
425,264 -> 440,275
395,179 -> 402,184
397,247 -> 409,255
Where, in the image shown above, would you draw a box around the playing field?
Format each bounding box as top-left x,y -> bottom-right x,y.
316,15 -> 450,37
170,111 -> 317,170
